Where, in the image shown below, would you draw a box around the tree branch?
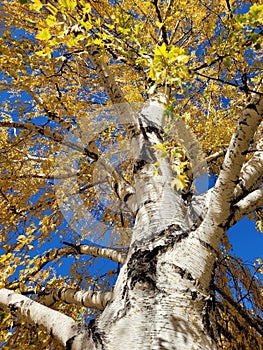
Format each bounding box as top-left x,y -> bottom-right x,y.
229,187 -> 263,227
205,149 -> 226,163
9,244 -> 126,290
234,155 -> 263,200
152,0 -> 169,45
202,94 -> 263,231
85,45 -> 128,105
234,123 -> 263,200
1,171 -> 79,180
0,288 -> 96,349
63,242 -> 127,264
0,120 -> 86,154
41,287 -> 113,311
194,71 -> 262,94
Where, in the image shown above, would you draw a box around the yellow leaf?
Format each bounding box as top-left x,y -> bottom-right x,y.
152,144 -> 166,151
171,174 -> 188,190
58,0 -> 77,11
0,253 -> 12,263
36,28 -> 51,41
30,0 -> 43,11
17,235 -> 26,242
46,15 -> 57,27
154,43 -> 167,57
156,20 -> 163,29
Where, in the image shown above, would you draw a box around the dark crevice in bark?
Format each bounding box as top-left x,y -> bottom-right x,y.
123,192 -> 133,202
133,159 -> 147,172
139,113 -> 163,137
66,335 -> 75,350
138,116 -> 150,141
128,225 -> 190,289
88,318 -> 106,349
202,261 -> 217,341
197,238 -> 218,255
145,125 -> 163,140
83,146 -> 99,160
245,103 -> 258,113
128,249 -> 158,290
140,142 -> 158,164
131,222 -> 188,248
172,264 -> 195,282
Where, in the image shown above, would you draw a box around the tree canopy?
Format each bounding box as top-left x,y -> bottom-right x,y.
0,0 -> 262,349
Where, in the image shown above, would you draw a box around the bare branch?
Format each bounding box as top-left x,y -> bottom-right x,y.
205,149 -> 226,163
41,287 -> 113,311
63,242 -> 127,264
229,187 -> 263,227
152,0 -> 169,45
194,71 -> 262,94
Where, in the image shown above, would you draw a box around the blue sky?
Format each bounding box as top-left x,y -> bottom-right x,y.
229,217 -> 263,261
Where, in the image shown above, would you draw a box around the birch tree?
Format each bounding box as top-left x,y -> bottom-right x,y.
0,0 -> 263,349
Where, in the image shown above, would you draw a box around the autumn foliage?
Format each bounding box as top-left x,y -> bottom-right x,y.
0,0 -> 262,348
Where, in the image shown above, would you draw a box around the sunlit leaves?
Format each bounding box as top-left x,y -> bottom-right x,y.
58,0 -> 77,12
238,4 -> 263,28
148,43 -> 190,88
0,0 -> 262,348
36,28 -> 52,41
30,0 -> 43,12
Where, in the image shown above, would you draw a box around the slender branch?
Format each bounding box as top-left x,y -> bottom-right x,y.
225,0 -> 233,18
0,121 -> 86,154
229,187 -> 263,227
215,285 -> 263,336
9,243 -> 126,290
41,287 -> 113,311
63,242 -> 127,264
0,289 -> 95,349
194,71 -> 262,95
152,0 -> 169,45
1,171 -> 79,180
205,149 -> 226,163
